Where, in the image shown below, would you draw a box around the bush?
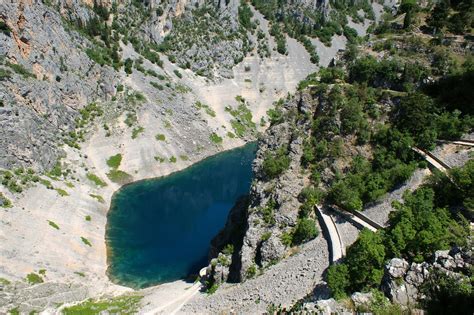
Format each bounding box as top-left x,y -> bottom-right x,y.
48,220 -> 60,230
86,173 -> 107,187
327,264 -> 350,300
209,133 -> 223,144
173,69 -> 182,78
246,265 -> 257,278
292,218 -> 318,245
81,237 -> 92,247
106,154 -> 122,169
262,147 -> 290,179
107,170 -> 132,184
155,134 -> 166,141
26,273 -> 44,284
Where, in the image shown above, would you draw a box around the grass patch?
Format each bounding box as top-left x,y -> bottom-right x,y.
26,273 -> 44,285
74,272 -> 86,277
154,156 -> 166,163
150,81 -> 164,90
107,170 -> 132,184
6,61 -> 35,79
225,98 -> 256,137
0,277 -> 10,285
55,188 -> 69,197
169,156 -> 177,163
62,294 -> 143,315
227,131 -> 236,139
180,155 -> 189,161
173,69 -> 182,78
131,126 -> 145,139
39,178 -> 53,189
89,194 -> 105,203
106,154 -> 122,169
48,220 -> 60,230
86,173 -> 107,187
0,192 -> 12,208
210,133 -> 223,144
81,237 -> 92,247
155,134 -> 166,141
195,101 -> 216,117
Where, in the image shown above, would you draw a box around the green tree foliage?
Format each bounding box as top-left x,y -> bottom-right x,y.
345,229 -> 386,291
394,92 -> 438,148
238,2 -> 255,30
385,188 -> 467,261
292,218 -> 318,245
420,270 -> 473,315
400,0 -> 417,29
327,264 -> 350,299
329,184 -> 470,296
427,1 -> 449,34
262,146 -> 291,179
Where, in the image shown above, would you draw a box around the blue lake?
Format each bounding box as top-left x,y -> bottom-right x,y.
106,143 -> 256,288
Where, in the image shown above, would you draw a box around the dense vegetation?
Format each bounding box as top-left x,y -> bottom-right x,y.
328,162 -> 472,301
314,4 -> 474,311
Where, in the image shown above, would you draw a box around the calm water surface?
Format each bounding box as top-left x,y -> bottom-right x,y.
106,143 -> 256,288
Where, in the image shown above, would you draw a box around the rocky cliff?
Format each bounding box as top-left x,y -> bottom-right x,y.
0,1 -> 117,171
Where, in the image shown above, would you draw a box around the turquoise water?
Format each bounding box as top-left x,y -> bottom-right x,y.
106,143 -> 256,289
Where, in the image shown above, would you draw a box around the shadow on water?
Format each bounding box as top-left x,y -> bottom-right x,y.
106,143 -> 257,289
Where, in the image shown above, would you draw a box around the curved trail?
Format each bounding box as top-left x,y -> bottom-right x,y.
438,139 -> 474,147
329,205 -> 380,232
315,205 -> 345,262
412,147 -> 451,173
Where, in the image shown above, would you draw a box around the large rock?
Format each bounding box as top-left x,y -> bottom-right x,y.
382,249 -> 472,307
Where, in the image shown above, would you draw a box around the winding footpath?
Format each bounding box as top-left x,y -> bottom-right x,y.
315,205 -> 345,262
329,205 -> 381,232
412,147 -> 451,173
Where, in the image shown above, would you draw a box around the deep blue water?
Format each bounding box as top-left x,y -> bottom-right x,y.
106,143 -> 256,289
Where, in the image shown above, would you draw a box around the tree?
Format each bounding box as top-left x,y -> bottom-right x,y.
400,0 -> 417,29
345,229 -> 386,291
262,147 -> 291,179
292,218 -> 318,245
394,92 -> 437,148
427,1 -> 449,34
327,264 -> 350,299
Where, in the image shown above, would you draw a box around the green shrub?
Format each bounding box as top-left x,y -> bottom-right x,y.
81,237 -> 92,247
26,273 -> 43,284
62,294 -> 143,315
86,173 -> 107,187
155,134 -> 166,141
210,133 -> 223,144
327,264 -> 350,300
246,265 -> 257,278
106,154 -> 122,169
89,194 -> 105,203
48,220 -> 60,230
222,244 -> 234,255
6,62 -> 35,79
262,147 -> 290,179
55,188 -> 69,197
173,69 -> 182,78
292,218 -> 318,245
131,126 -> 144,139
85,215 -> 92,222
107,170 -> 132,184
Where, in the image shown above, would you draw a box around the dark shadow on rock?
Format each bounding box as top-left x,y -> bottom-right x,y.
207,195 -> 250,283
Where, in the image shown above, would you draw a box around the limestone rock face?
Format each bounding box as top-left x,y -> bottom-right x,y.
351,292 -> 374,309
0,1 -> 117,171
381,248 -> 472,307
